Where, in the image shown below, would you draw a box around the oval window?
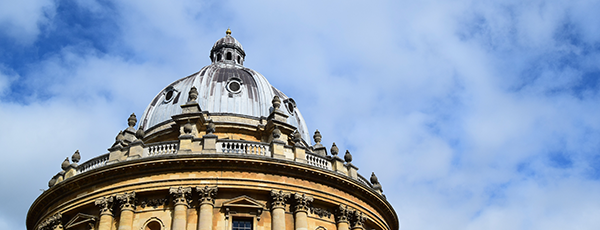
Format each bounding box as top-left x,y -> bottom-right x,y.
226,79 -> 242,93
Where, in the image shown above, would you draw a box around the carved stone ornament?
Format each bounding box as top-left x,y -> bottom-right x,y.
197,186 -> 218,204
344,150 -> 352,163
293,130 -> 302,144
370,172 -> 383,192
188,86 -> 199,102
310,207 -> 332,219
140,196 -> 170,208
135,127 -> 145,140
270,190 -> 290,209
331,143 -> 339,156
336,204 -> 352,223
183,120 -> 193,134
128,113 -> 137,128
272,96 -> 281,110
116,131 -> 125,142
352,210 -> 366,228
313,130 -> 322,144
95,195 -> 115,216
71,150 -> 81,163
116,191 -> 136,210
37,212 -> 62,230
206,120 -> 216,134
61,157 -> 70,170
293,193 -> 313,213
272,126 -> 281,139
170,186 -> 192,206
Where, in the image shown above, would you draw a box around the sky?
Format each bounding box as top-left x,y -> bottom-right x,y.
1,0 -> 600,229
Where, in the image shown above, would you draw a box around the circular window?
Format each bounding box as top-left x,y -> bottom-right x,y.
163,87 -> 177,103
226,80 -> 242,93
284,98 -> 296,115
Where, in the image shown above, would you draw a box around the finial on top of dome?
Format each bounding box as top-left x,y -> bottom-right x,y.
226,28 -> 231,35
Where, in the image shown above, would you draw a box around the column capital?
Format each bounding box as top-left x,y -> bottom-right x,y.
170,186 -> 192,206
351,210 -> 366,229
197,185 -> 218,205
116,191 -> 136,211
95,196 -> 115,216
336,204 -> 352,224
270,190 -> 290,210
292,193 -> 313,213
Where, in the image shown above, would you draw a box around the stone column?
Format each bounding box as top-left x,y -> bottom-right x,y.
336,204 -> 351,230
293,193 -> 313,230
196,186 -> 218,230
95,196 -> 115,230
270,190 -> 290,230
116,192 -> 136,230
170,186 -> 192,230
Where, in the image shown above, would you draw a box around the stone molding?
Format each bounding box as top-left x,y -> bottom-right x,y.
37,212 -> 62,230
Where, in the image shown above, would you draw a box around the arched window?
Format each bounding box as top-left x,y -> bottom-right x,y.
237,56 -> 241,64
226,52 -> 232,60
145,221 -> 161,230
217,54 -> 222,61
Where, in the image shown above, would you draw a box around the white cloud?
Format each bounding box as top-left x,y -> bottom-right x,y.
0,0 -> 55,44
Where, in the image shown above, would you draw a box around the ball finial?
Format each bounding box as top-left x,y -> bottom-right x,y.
226,28 -> 231,35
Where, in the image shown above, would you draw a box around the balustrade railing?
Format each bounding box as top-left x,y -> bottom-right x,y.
77,153 -> 109,174
216,140 -> 270,156
305,152 -> 332,170
146,141 -> 178,156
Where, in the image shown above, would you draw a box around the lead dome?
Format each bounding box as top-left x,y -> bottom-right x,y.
140,29 -> 310,143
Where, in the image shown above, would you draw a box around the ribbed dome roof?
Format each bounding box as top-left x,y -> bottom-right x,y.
140,31 -> 310,143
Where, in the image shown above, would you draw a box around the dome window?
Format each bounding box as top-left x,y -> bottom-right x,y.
237,56 -> 241,64
226,52 -> 232,60
226,79 -> 243,94
284,98 -> 296,114
163,87 -> 178,103
217,54 -> 222,62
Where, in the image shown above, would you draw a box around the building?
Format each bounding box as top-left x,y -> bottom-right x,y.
27,29 -> 399,230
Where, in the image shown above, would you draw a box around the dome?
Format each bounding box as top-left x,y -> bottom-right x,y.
140,30 -> 311,143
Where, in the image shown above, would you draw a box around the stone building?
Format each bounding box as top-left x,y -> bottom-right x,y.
27,29 -> 399,230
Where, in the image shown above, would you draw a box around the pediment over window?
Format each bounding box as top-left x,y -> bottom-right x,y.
65,213 -> 97,230
223,195 -> 266,221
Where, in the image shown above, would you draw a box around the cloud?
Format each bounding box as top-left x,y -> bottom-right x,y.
2,1 -> 600,230
0,0 -> 55,44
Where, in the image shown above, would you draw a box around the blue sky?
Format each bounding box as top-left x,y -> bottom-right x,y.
2,0 -> 600,229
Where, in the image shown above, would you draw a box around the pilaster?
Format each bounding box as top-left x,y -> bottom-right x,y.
197,186 -> 218,230
95,196 -> 115,230
270,190 -> 290,230
170,186 -> 192,230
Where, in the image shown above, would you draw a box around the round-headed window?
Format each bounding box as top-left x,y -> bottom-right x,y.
226,79 -> 243,94
145,221 -> 161,230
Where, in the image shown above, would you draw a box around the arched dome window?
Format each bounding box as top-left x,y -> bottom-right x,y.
237,56 -> 241,64
217,54 -> 222,62
226,52 -> 232,60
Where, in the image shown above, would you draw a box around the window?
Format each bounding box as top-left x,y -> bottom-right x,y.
232,218 -> 252,230
237,56 -> 241,64
217,54 -> 222,61
145,221 -> 161,230
226,52 -> 232,60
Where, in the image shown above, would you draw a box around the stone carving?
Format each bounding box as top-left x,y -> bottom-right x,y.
272,96 -> 281,110
61,158 -> 70,170
140,196 -> 169,208
336,204 -> 352,223
270,190 -> 290,209
115,191 -> 136,210
95,196 -> 115,216
128,113 -> 137,128
206,120 -> 216,134
188,86 -> 199,103
313,130 -> 322,145
71,150 -> 81,164
293,130 -> 302,145
331,143 -> 339,156
170,186 -> 192,206
136,127 -> 145,140
370,172 -> 383,193
293,193 -> 313,213
272,126 -> 281,139
197,186 -> 218,204
183,120 -> 193,134
37,212 -> 62,230
351,210 -> 366,228
310,206 -> 332,219
344,150 -> 352,163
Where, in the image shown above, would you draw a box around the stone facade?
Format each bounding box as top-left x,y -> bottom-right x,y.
27,30 -> 398,230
